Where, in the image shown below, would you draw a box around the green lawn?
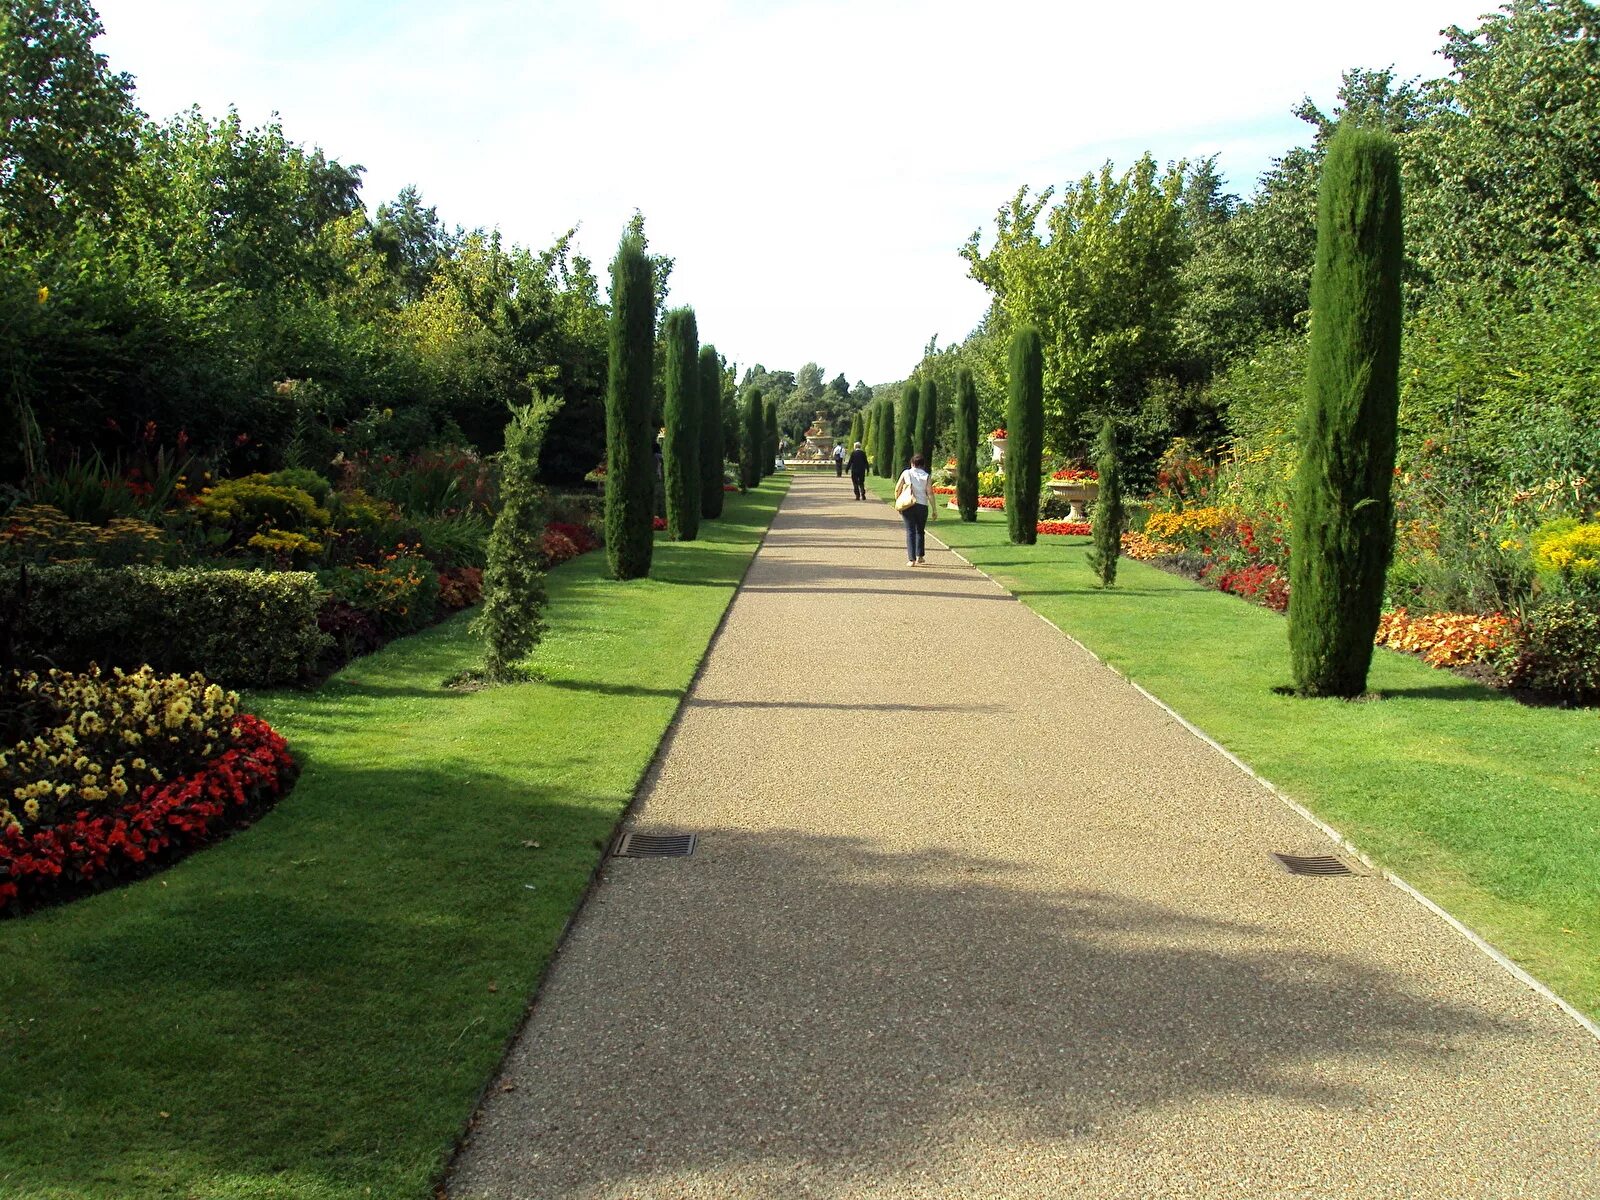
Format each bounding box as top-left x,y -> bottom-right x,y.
0,478 -> 789,1200
891,482 -> 1600,1020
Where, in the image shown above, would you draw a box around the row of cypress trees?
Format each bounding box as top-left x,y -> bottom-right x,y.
603,232 -> 730,582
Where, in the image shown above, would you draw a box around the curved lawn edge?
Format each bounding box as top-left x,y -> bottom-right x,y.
872,478 -> 1600,1025
0,478 -> 790,1200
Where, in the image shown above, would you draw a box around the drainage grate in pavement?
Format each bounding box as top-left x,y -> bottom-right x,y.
613,832 -> 697,858
1272,852 -> 1355,877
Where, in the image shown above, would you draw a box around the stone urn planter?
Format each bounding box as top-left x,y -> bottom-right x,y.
1046,478 -> 1099,522
989,434 -> 1007,474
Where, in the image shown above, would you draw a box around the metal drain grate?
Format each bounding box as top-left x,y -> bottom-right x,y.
1272,852 -> 1354,877
613,832 -> 697,858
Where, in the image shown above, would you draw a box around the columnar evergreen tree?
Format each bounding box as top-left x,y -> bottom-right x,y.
662,307 -> 700,541
604,232 -> 656,579
848,410 -> 863,452
955,367 -> 979,522
895,382 -> 918,475
1290,126 -> 1404,697
862,404 -> 875,469
764,398 -> 779,476
741,387 -> 764,489
877,398 -> 896,478
1086,416 -> 1124,586
697,343 -> 724,520
1005,325 -> 1044,545
916,378 -> 937,471
474,394 -> 560,679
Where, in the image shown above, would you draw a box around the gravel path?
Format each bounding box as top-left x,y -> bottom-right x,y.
448,474 -> 1600,1199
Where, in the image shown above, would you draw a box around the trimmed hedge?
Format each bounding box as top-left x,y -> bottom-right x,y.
1,564 -> 331,687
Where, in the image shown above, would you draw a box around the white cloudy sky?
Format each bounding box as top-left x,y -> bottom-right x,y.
94,0 -> 1483,384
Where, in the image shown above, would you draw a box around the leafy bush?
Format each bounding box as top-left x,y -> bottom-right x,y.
0,564 -> 331,686
0,505 -> 169,566
1530,518 -> 1600,593
437,567 -> 484,611
318,550 -> 440,638
476,398 -> 556,678
1497,600 -> 1600,704
194,475 -> 330,534
407,512 -> 489,569
263,467 -> 332,506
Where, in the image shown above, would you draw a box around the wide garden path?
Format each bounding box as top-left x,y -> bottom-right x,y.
450,473 -> 1600,1199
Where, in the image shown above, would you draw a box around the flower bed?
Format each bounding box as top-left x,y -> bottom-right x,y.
1050,467 -> 1099,482
1121,531 -> 1179,560
1376,608 -> 1513,669
1,666 -> 297,914
1037,520 -> 1091,537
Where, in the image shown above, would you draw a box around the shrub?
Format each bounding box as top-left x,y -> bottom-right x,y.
763,398 -> 778,478
0,564 -> 330,686
1530,518 -> 1600,593
352,447 -> 496,517
1496,599 -> 1600,704
896,382 -> 918,478
876,396 -> 896,479
0,666 -> 295,914
1005,326 -> 1044,544
0,504 -> 168,566
263,467 -> 332,506
916,378 -> 936,473
1087,417 -> 1124,587
1289,126 -> 1404,697
320,550 -> 441,638
662,307 -> 700,541
954,371 -> 980,523
437,566 -> 484,611
474,397 -> 557,679
407,512 -> 489,569
604,232 -> 657,581
698,344 -> 725,521
194,475 -> 330,534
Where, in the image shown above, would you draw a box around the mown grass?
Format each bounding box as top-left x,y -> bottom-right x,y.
0,478 -> 789,1200
894,484 -> 1600,1019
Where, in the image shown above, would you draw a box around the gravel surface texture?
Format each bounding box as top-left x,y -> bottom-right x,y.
448,474 -> 1600,1199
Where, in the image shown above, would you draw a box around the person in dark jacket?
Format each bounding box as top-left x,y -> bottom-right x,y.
847,441 -> 870,500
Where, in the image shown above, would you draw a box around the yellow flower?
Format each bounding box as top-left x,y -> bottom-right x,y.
36,285 -> 48,304
23,799 -> 40,821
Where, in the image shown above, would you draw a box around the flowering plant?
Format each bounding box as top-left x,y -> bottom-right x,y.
989,428 -> 1007,440
0,504 -> 167,566
1037,520 -> 1091,536
319,546 -> 440,636
1376,608 -> 1513,668
1050,467 -> 1099,482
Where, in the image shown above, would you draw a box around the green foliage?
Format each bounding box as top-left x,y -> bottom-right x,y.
1005,326 -> 1044,544
1499,598 -> 1600,703
1087,418 -> 1124,586
916,378 -> 937,469
848,409 -> 863,453
0,563 -> 331,686
604,232 -> 656,581
763,398 -> 779,478
741,387 -> 764,489
322,551 -> 442,639
876,397 -> 896,479
697,344 -> 724,520
955,368 -> 979,522
195,475 -> 331,535
474,395 -> 558,678
662,307 -> 700,541
1290,127 -> 1404,698
407,512 -> 489,569
895,383 -> 917,475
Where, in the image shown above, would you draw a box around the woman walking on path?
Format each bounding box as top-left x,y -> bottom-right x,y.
894,452 -> 936,566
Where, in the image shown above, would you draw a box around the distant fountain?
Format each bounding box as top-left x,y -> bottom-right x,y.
788,411 -> 837,471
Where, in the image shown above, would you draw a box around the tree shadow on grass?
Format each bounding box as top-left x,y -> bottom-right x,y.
445,826 -> 1572,1199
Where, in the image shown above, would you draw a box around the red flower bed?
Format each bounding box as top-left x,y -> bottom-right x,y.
931,485 -> 956,495
652,516 -> 667,531
1050,467 -> 1099,482
977,496 -> 1004,510
1037,520 -> 1092,536
723,484 -> 740,492
1,715 -> 296,915
1210,562 -> 1290,612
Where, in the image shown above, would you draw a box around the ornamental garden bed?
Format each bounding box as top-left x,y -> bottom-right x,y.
1,665 -> 296,916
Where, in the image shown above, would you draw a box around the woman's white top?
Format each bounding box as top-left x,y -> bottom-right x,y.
898,467 -> 932,506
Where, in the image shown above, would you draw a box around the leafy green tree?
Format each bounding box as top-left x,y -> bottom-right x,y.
1005,326 -> 1044,544
955,368 -> 979,521
474,394 -> 560,679
916,378 -> 937,469
697,343 -> 724,520
741,387 -> 764,489
1086,417 -> 1123,585
895,382 -> 917,475
662,307 -> 699,541
372,184 -> 455,303
1290,127 -> 1404,697
1,0 -> 139,248
604,232 -> 656,580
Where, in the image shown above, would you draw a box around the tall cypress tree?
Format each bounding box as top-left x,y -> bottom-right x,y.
604,232 -> 656,579
1086,417 -> 1123,586
1005,325 -> 1044,545
1290,126 -> 1404,698
955,367 -> 979,522
848,410 -> 863,453
862,404 -> 875,469
763,397 -> 779,477
662,307 -> 699,541
741,387 -> 764,489
916,378 -> 937,471
877,398 -> 896,479
895,382 -> 918,475
697,344 -> 724,520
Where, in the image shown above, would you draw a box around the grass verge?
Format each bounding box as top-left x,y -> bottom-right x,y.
886,481 -> 1600,1020
0,478 -> 790,1200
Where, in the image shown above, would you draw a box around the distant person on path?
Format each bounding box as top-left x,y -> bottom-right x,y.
847,441 -> 869,500
833,443 -> 845,477
894,452 -> 935,566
